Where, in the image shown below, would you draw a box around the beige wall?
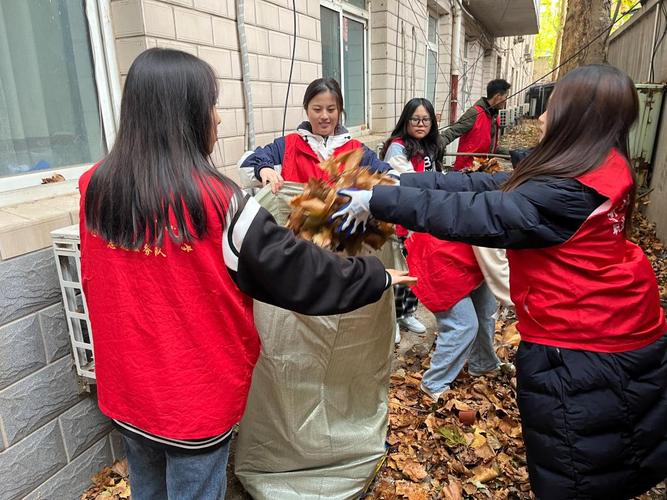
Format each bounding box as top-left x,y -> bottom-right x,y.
108,0 -> 537,173
369,0 -> 434,134
110,0 -> 320,183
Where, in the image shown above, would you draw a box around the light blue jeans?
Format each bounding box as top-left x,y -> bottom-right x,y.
123,434 -> 231,500
422,282 -> 500,393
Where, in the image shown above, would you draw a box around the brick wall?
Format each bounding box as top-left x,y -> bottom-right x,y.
370,0 -> 434,135
0,249 -> 122,500
111,0 -> 321,184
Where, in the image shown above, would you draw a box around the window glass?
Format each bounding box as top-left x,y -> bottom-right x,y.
0,0 -> 105,179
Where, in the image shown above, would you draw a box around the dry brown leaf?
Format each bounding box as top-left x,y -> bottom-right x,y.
401,460 -> 428,482
472,465 -> 499,484
438,476 -> 463,499
395,480 -> 431,500
41,173 -> 65,184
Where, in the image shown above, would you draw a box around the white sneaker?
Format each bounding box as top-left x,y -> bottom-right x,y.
420,382 -> 449,402
398,315 -> 426,333
394,323 -> 401,344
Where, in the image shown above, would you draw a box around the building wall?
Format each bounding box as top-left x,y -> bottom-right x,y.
608,0 -> 667,241
369,0 -> 432,135
0,247 -> 124,500
111,0 -> 321,184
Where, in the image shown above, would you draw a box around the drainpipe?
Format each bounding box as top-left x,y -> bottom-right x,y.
236,0 -> 256,150
450,0 -> 462,125
648,2 -> 661,82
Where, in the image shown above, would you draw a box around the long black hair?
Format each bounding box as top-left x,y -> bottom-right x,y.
85,48 -> 238,249
503,64 -> 638,231
380,98 -> 445,171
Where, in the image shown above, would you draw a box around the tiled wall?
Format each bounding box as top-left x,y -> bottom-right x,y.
111,0 -> 321,182
0,247 -> 123,500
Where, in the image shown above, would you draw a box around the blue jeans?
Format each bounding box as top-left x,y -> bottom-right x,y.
422,283 -> 500,393
123,435 -> 231,500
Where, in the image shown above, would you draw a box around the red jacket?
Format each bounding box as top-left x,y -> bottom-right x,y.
508,150 -> 666,352
281,134 -> 367,183
453,105 -> 500,171
389,138 -> 431,172
406,233 -> 484,313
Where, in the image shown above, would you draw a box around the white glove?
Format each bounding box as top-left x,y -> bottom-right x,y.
331,188 -> 373,233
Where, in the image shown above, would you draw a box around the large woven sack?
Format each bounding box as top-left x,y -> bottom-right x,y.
235,183 -> 402,499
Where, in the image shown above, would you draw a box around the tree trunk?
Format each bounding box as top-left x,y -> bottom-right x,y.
558,0 -> 612,77
552,0 -> 568,72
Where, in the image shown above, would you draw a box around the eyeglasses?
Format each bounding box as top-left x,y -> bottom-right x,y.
409,117 -> 432,126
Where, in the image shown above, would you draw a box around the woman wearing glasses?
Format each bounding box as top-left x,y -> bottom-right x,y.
380,98 -> 502,398
380,98 -> 443,341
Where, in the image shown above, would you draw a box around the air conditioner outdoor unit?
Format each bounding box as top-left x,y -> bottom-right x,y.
499,109 -> 508,127
52,225 -> 95,384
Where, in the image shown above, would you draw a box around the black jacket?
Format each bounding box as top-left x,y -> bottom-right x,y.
370,171 -> 606,249
224,193 -> 390,316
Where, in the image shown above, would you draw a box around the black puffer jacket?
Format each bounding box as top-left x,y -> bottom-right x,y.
517,336 -> 667,500
369,171 -> 667,499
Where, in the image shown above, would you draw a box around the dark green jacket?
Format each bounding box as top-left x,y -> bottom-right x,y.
441,98 -> 508,155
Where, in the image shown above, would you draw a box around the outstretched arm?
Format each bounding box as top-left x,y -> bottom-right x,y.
400,171 -> 510,192
224,195 -> 392,315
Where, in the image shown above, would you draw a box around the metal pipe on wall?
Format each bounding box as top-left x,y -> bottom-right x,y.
236,0 -> 256,150
449,0 -> 462,124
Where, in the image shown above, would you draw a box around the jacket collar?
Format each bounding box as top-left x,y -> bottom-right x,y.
477,97 -> 499,117
296,121 -> 352,160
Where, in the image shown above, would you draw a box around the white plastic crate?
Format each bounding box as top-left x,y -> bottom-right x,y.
51,224 -> 95,381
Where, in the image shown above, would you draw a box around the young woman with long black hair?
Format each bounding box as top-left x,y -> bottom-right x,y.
79,48 -> 411,500
379,98 -> 445,340
332,64 -> 667,499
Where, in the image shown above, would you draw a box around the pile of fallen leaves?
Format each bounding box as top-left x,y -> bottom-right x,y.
81,459 -> 130,499
366,316 -> 529,500
288,148 -> 396,255
498,119 -> 541,151
464,157 -> 503,174
631,209 -> 667,308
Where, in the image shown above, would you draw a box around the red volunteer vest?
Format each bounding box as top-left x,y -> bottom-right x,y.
281,133 -> 366,183
406,233 -> 484,313
79,165 -> 260,439
507,150 -> 666,352
453,105 -> 500,171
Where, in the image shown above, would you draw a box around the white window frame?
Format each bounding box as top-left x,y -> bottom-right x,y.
320,0 -> 370,134
425,13 -> 438,103
0,0 -> 121,193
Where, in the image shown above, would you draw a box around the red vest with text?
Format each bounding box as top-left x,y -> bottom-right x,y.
79,165 -> 260,439
507,150 -> 666,352
281,133 -> 366,183
453,106 -> 500,171
406,233 -> 484,313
